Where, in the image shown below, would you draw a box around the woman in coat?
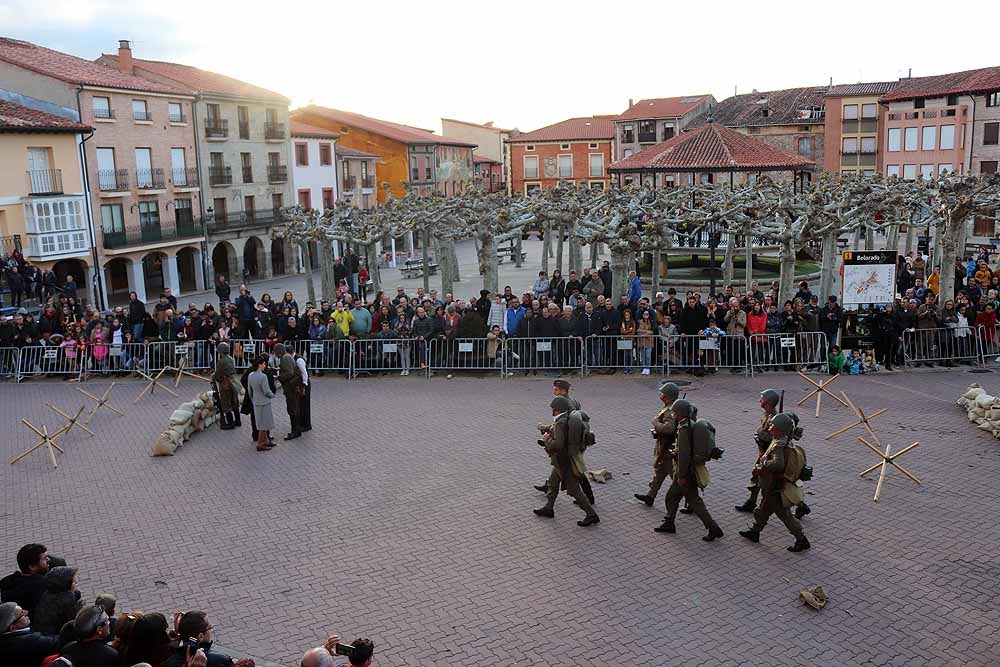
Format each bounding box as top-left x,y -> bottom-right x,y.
31,566 -> 82,635
213,342 -> 241,430
247,354 -> 276,451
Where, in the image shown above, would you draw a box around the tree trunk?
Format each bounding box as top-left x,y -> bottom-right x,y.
555,224 -> 564,275
819,231 -> 838,302
366,243 -> 381,296
300,241 -> 316,305
515,235 -> 523,268
541,221 -> 551,275
318,241 -> 335,302
886,222 -> 900,253
904,218 -> 916,255
448,238 -> 461,283
473,237 -> 483,274
569,230 -> 582,274
421,229 -> 430,293
478,232 -> 498,293
931,221 -> 943,270
651,248 -> 661,295
864,226 -> 875,251
938,219 -> 960,302
852,228 -> 862,250
589,241 -> 599,268
722,232 -> 735,286
610,248 -> 631,300
744,225 -> 753,292
778,236 -> 795,303
438,236 -> 457,298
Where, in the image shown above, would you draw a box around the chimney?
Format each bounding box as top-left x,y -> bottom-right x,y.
118,40 -> 133,75
628,98 -> 634,108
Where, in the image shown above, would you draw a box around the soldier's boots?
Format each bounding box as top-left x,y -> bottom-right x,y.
794,502 -> 812,520
634,494 -> 655,506
736,489 -> 759,513
533,507 -> 555,518
702,524 -> 724,542
654,517 -> 677,533
738,527 -> 761,543
787,535 -> 811,553
220,412 -> 235,430
680,502 -> 693,515
577,514 -> 600,527
534,483 -> 549,493
232,412 -> 242,427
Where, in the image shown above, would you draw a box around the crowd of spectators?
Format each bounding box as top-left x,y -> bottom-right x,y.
0,544 -> 374,667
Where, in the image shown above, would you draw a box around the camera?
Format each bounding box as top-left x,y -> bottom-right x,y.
334,643 -> 355,658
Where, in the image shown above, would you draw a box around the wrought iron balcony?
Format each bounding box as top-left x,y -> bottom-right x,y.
205,118 -> 229,138
26,169 -> 63,195
267,164 -> 288,183
97,168 -> 129,192
362,176 -> 375,189
264,121 -> 286,140
135,168 -> 165,190
204,208 -> 279,233
93,107 -> 115,120
172,167 -> 199,188
343,176 -> 357,191
133,109 -> 152,121
209,166 -> 232,186
168,110 -> 187,123
102,222 -> 204,250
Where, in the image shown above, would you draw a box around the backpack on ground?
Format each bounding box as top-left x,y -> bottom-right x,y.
691,419 -> 724,464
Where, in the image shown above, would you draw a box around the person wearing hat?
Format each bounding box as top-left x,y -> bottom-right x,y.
275,343 -> 303,440
533,381 -> 595,506
739,412 -> 811,552
635,382 -> 679,507
533,396 -> 600,527
654,399 -> 723,541
0,601 -> 62,666
212,342 -> 241,431
735,389 -> 781,513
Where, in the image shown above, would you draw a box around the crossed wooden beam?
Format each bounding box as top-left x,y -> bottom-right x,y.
857,437 -> 921,502
797,372 -> 848,417
46,404 -> 94,437
77,383 -> 126,424
10,420 -> 70,468
167,360 -> 210,388
134,368 -> 179,403
825,392 -> 887,442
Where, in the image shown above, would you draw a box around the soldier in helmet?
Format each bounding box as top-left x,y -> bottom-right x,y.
534,380 -> 595,506
739,412 -> 811,552
736,388 -> 811,519
534,396 -> 600,527
653,399 -> 724,541
635,382 -> 680,507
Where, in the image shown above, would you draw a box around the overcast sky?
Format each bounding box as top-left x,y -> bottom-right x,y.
3,0 -> 999,134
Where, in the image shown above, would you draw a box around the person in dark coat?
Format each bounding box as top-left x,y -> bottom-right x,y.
819,295 -> 842,345
678,294 -> 708,369
0,601 -> 62,667
31,566 -> 81,636
59,605 -> 119,667
0,544 -> 49,615
122,613 -> 172,667
215,275 -> 231,307
598,261 -> 613,299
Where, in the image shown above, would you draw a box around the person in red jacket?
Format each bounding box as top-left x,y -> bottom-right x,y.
746,301 -> 768,371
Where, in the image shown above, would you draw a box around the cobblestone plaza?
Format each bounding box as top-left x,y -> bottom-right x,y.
1,369 -> 997,666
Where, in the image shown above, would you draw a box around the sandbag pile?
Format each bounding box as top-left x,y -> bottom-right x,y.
151,389 -> 228,456
956,383 -> 1000,438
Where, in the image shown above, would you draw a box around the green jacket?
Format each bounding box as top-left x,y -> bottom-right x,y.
278,352 -> 302,390
759,436 -> 803,507
827,351 -> 845,374
546,412 -> 587,479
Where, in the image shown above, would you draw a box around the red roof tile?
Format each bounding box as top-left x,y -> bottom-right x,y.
507,116 -> 615,143
617,95 -> 711,120
473,154 -> 500,164
826,81 -> 898,97
290,120 -> 338,139
335,145 -> 380,159
295,106 -> 476,147
882,66 -> 1000,102
608,123 -> 814,172
0,37 -> 189,95
0,99 -> 91,132
692,86 -> 828,127
99,54 -> 289,103
441,117 -> 514,133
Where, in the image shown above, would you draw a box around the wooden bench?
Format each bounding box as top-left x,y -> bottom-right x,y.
400,263 -> 440,279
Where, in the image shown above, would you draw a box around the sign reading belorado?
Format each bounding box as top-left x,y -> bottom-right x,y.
841,251 -> 897,305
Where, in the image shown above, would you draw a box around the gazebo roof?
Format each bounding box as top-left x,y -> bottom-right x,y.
608,123 -> 815,173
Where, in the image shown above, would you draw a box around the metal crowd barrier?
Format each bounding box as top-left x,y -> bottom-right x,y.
664,334 -> 750,375
16,344 -> 84,381
978,324 -> 1000,363
903,326 -> 982,366
295,339 -> 355,375
504,336 -> 584,375
349,338 -> 416,375
583,334 -> 641,373
429,337 -> 502,376
749,332 -> 828,372
0,346 -> 18,380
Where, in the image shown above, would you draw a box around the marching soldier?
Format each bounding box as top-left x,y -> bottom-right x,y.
739,412 -> 811,552
634,382 -> 679,506
534,396 -> 600,527
654,399 -> 724,541
736,389 -> 811,519
534,380 -> 595,506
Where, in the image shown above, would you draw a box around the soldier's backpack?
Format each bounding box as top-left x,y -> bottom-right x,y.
784,442 -> 809,482
690,419 -> 724,464
567,409 -> 596,450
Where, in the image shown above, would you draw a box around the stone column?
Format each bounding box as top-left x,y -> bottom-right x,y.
163,254 -> 181,297
127,260 -> 147,304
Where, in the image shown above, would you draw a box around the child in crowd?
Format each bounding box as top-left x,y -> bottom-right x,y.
827,344 -> 845,375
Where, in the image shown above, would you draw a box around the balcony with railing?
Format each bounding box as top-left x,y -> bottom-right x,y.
343,176 -> 357,191
26,169 -> 63,196
172,167 -> 200,189
209,165 -> 233,186
267,164 -> 288,183
204,208 -> 279,233
264,121 -> 286,141
638,131 -> 657,143
98,168 -> 129,193
135,168 -> 166,191
361,176 -> 375,189
133,109 -> 152,121
93,107 -> 115,120
205,118 -> 229,139
168,110 -> 187,123
102,222 -> 204,250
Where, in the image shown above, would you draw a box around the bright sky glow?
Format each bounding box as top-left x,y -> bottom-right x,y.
2,0 -> 998,134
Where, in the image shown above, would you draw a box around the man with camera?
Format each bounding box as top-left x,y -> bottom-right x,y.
164,610 -> 255,667
301,634 -> 374,667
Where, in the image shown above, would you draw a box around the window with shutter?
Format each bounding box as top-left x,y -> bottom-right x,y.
984,122 -> 1000,146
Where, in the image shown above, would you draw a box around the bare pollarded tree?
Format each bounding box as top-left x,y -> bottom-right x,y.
928,173 -> 1000,299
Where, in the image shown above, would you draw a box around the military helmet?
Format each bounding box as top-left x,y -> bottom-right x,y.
550,396 -> 573,413
760,389 -> 781,408
770,412 -> 796,434
671,399 -> 694,419
659,382 -> 680,402
217,342 -> 230,355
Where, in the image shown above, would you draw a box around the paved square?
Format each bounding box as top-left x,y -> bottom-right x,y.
2,370 -> 998,666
